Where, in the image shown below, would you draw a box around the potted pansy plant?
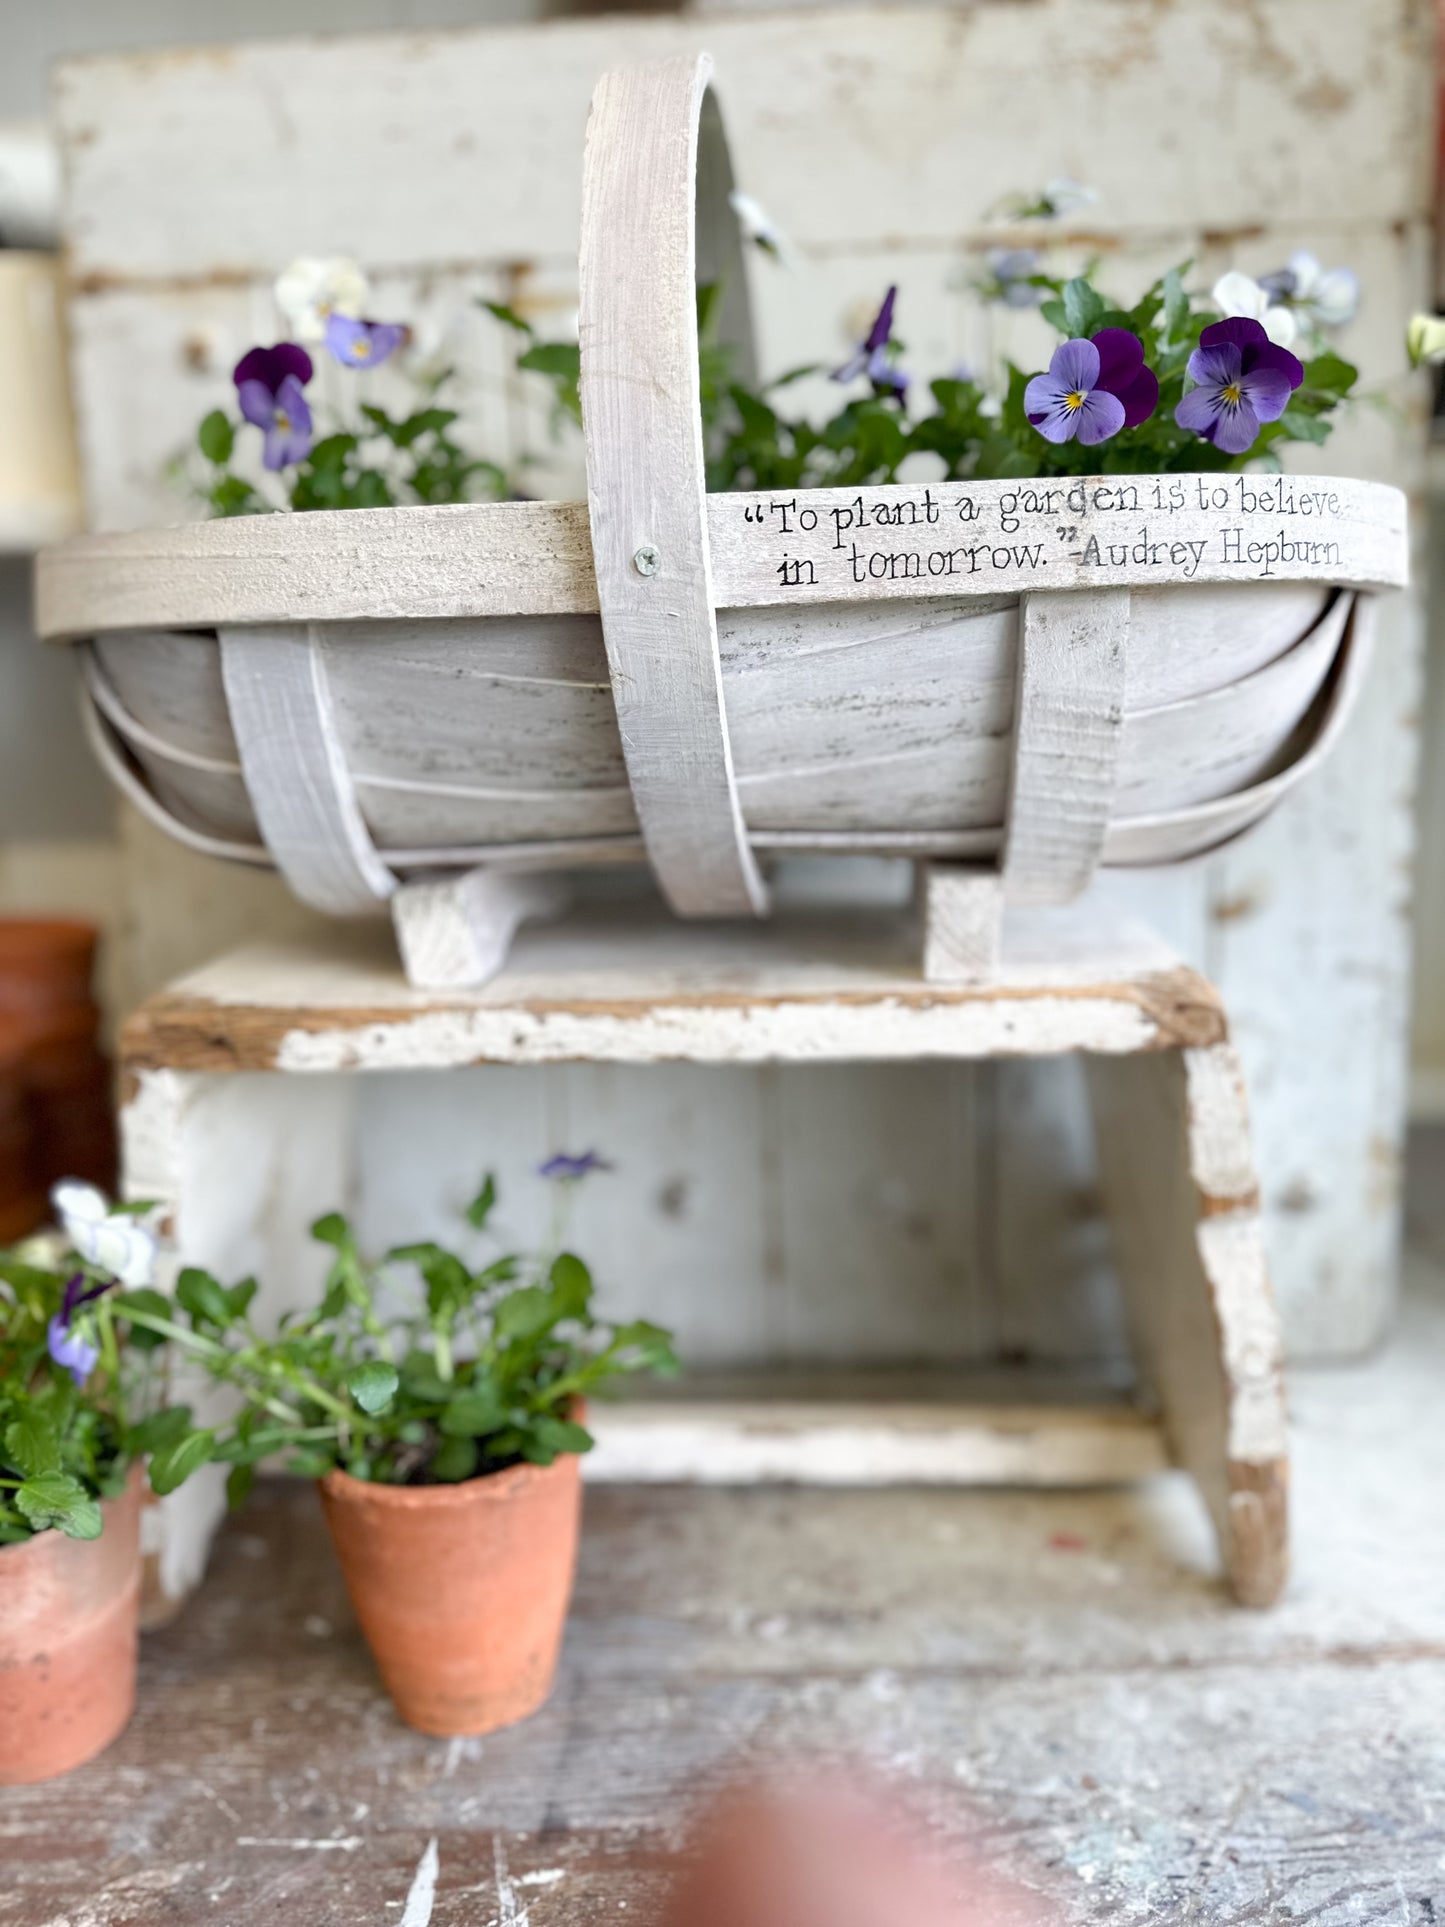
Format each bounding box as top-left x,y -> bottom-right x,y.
0,1181 -> 176,1784
119,1156 -> 677,1738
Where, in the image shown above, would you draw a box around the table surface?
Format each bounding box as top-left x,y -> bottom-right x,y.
119,901 -> 1223,1077
5,1218 -> 1445,1927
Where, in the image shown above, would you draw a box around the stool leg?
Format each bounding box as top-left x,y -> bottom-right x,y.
1085,1043 -> 1288,1607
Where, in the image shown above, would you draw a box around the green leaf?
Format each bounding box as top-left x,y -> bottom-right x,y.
548,1251 -> 592,1320
1038,298 -> 1069,333
226,1278 -> 258,1320
430,1434 -> 478,1482
176,1267 -> 233,1329
1302,351 -> 1357,397
495,1284 -> 555,1341
399,1350 -> 452,1403
1062,277 -> 1106,340
4,1413 -> 62,1479
347,1361 -> 399,1416
198,411 -> 234,464
226,1463 -> 255,1510
15,1471 -> 102,1539
465,1174 -> 497,1229
531,1415 -> 594,1458
480,299 -> 535,337
517,341 -> 580,380
1162,268 -> 1189,342
113,1287 -> 174,1348
127,1404 -> 193,1454
311,1212 -> 351,1248
440,1382 -> 508,1437
148,1428 -> 215,1496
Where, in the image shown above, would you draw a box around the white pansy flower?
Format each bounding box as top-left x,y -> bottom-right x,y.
51,1178 -> 157,1288
1211,271 -> 1298,350
274,256 -> 369,344
1267,251 -> 1359,329
728,191 -> 793,266
1042,176 -> 1097,217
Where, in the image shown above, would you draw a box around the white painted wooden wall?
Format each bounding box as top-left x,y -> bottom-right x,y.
41,0 -> 1434,1362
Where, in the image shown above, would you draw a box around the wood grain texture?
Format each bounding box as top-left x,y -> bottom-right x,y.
1086,1043 -> 1288,1608
578,55 -> 765,917
33,478 -> 1408,640
392,868 -> 570,989
1001,589 -> 1128,905
218,623 -> 396,915
117,904 -> 1229,1077
917,863 -> 1002,983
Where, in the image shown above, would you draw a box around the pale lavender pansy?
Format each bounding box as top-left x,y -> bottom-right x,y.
233,342 -> 314,471
324,314 -> 407,370
538,1152 -> 613,1182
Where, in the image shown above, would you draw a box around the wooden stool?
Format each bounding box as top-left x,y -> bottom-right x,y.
122,896 -> 1287,1612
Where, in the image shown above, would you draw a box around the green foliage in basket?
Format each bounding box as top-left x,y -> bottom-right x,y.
0,1184 -> 172,1542
184,218 -> 1362,516
116,1159 -> 677,1505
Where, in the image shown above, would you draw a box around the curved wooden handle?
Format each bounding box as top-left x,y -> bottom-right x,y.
578,53 -> 768,918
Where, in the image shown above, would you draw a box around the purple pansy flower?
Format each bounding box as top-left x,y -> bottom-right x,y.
832,287 -> 909,398
538,1151 -> 613,1182
1025,338 -> 1117,445
1174,317 -> 1304,456
324,314 -> 406,370
233,342 -> 315,470
46,1272 -> 112,1387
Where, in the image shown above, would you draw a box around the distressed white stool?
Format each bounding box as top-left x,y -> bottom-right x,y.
122,896 -> 1287,1612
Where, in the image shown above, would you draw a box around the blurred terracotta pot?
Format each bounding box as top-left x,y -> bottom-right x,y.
0,919 -> 115,1204
0,1464 -> 143,1784
319,1451 -> 583,1737
0,1014 -> 44,1241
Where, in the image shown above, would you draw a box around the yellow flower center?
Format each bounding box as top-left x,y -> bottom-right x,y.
1222,382 -> 1244,407
1065,390 -> 1087,411
352,338 -> 372,359
275,408 -> 290,431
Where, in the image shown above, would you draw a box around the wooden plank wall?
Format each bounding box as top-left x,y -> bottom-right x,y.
50,0 -> 1433,1363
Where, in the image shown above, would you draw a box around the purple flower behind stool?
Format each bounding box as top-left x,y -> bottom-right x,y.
46,1272 -> 112,1387
233,342 -> 315,470
325,314 -> 407,370
833,287 -> 909,398
538,1152 -> 613,1182
1174,317 -> 1304,456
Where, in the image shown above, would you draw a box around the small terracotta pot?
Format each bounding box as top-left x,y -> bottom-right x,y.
318,1452 -> 583,1737
0,1463 -> 143,1784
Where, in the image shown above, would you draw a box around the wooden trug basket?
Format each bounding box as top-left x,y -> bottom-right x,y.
35,54 -> 1408,984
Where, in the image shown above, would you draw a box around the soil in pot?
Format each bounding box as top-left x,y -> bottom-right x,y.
0,1463 -> 143,1784
318,1451 -> 583,1738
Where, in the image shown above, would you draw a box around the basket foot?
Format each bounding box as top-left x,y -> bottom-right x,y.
392,868 -> 570,989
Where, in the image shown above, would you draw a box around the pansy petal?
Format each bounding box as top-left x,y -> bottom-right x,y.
1174,387 -> 1223,437
864,287 -> 898,354
1112,363 -> 1160,428
1242,340 -> 1305,390
1023,374 -> 1065,420
236,379 -> 274,430
1198,316 -> 1271,355
1049,337 -> 1100,392
271,341 -> 313,387
1073,389 -> 1126,446
1185,343 -> 1242,390
1259,306 -> 1298,350
1238,364 -> 1294,423
1211,272 -> 1268,322
1210,398 -> 1262,455
1090,327 -> 1145,388
1311,267 -> 1359,326
52,1179 -> 108,1228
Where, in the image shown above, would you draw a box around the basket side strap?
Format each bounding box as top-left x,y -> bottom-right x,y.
579,53 -> 768,918
219,622 -> 396,915
1001,587 -> 1130,906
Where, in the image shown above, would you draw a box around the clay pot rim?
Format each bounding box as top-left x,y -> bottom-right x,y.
320,1454 -> 576,1511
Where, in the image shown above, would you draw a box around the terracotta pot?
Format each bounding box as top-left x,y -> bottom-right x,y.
0,1463 -> 143,1784
0,1015 -> 43,1242
0,919 -> 116,1199
318,1451 -> 583,1737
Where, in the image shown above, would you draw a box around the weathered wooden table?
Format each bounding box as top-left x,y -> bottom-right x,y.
118,898 -> 1285,1613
